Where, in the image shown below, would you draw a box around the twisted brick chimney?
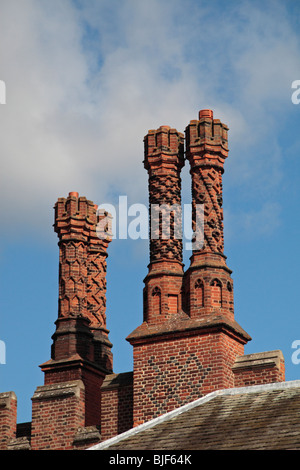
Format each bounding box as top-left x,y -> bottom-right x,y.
143,126 -> 185,324
183,109 -> 238,322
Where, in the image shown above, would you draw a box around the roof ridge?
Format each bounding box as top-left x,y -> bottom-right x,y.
88,379 -> 300,450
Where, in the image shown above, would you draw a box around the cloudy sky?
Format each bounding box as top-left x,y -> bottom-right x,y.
0,0 -> 300,424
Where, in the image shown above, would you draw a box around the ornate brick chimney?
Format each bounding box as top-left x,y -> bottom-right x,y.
43,192 -> 113,379
142,125 -> 185,325
183,109 -> 237,322
31,192 -> 113,449
127,112 -> 251,427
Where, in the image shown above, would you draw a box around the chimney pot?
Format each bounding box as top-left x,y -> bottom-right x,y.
199,109 -> 213,119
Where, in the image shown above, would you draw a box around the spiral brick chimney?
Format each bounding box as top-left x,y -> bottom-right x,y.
143,125 -> 185,324
183,109 -> 235,321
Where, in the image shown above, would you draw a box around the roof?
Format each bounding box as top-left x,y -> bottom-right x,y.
90,380 -> 300,450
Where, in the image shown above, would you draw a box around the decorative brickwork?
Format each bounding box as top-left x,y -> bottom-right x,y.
183,110 -> 235,322
185,109 -> 228,255
49,193 -> 112,362
131,331 -> 245,425
0,110 -> 287,450
144,126 -> 185,265
54,192 -> 111,335
31,192 -> 113,445
128,111 -> 252,427
142,126 -> 185,326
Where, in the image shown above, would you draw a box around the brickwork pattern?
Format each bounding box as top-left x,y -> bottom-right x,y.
183,110 -> 235,322
129,110 -> 251,427
132,331 -> 245,426
185,110 -> 229,255
32,192 -> 114,446
144,126 -> 184,264
87,207 -> 111,329
55,192 -> 111,328
142,126 -> 185,327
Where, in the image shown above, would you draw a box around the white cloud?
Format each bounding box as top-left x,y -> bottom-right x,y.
0,0 -> 299,240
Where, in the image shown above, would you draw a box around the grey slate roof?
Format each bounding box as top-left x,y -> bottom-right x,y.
90,380 -> 300,451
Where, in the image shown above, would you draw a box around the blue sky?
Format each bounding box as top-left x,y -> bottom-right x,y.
0,0 -> 300,424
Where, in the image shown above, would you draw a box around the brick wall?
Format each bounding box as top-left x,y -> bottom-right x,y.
101,372 -> 133,441
233,351 -> 285,387
0,392 -> 17,450
31,381 -> 85,450
130,328 -> 245,426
